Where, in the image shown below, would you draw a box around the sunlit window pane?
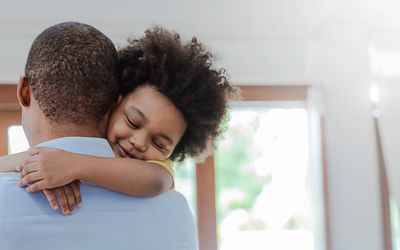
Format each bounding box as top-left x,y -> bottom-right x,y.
7,125 -> 29,154
215,106 -> 314,250
174,159 -> 197,217
390,199 -> 400,250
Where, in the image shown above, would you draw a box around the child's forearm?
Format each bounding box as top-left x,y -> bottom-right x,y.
73,155 -> 173,197
0,151 -> 29,172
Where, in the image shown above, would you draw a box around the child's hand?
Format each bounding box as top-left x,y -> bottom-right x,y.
42,180 -> 82,215
16,147 -> 78,191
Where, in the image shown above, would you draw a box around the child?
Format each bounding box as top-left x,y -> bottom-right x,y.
0,26 -> 235,215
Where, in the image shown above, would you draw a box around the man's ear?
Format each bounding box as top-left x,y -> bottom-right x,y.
17,76 -> 31,107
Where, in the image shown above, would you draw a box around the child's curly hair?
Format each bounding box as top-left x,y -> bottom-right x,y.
118,26 -> 236,161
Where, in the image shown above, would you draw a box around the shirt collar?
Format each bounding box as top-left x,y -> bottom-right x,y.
37,137 -> 115,157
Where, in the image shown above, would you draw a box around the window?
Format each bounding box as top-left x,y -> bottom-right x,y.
215,105 -> 313,250
193,86 -> 328,250
7,125 -> 29,154
390,199 -> 399,250
174,160 -> 197,216
0,85 -> 21,155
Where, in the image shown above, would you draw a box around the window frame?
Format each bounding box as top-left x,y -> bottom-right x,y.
194,85 -> 329,250
0,84 -> 21,155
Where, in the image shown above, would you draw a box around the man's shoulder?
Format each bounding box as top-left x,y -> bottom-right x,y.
0,177 -> 190,218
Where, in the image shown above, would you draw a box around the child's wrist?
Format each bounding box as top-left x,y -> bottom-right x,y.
70,154 -> 84,181
72,154 -> 94,181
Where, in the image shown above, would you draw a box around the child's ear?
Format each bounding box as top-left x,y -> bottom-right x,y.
17,76 -> 31,107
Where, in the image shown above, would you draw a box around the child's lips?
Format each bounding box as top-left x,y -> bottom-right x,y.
117,144 -> 138,159
117,145 -> 128,158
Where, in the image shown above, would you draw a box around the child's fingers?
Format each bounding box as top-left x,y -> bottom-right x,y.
16,159 -> 29,172
25,180 -> 46,192
16,162 -> 22,172
42,189 -> 58,210
19,163 -> 39,178
63,185 -> 75,214
17,172 -> 42,188
53,187 -> 70,215
17,156 -> 38,172
71,181 -> 82,207
32,147 -> 62,155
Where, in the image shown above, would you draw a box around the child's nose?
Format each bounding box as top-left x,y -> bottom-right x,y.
128,134 -> 147,152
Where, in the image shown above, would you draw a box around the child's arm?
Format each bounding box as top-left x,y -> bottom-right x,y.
0,151 -> 30,172
17,147 -> 174,197
77,157 -> 173,196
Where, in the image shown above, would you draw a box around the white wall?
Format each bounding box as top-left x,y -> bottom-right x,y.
313,24 -> 383,250
2,0 -> 400,249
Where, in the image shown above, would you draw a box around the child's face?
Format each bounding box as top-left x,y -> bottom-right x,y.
107,85 -> 187,161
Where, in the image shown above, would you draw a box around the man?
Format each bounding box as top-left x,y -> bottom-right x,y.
0,22 -> 198,250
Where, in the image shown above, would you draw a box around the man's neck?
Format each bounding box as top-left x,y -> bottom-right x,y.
30,122 -> 106,146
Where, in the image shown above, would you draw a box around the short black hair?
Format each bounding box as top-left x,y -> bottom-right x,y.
118,26 -> 236,161
25,22 -> 119,127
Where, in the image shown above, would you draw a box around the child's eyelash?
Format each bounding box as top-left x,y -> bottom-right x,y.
153,140 -> 165,151
126,116 -> 139,128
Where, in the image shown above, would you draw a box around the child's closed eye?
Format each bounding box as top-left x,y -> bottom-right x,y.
153,140 -> 166,151
125,116 -> 140,129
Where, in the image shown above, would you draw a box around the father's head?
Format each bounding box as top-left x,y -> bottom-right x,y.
17,22 -> 119,146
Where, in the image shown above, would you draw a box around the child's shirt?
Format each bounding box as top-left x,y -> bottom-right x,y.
146,159 -> 174,188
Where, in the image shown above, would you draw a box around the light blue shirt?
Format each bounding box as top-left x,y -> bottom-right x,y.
0,137 -> 198,250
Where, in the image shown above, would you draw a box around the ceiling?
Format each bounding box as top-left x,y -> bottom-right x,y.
1,0 -> 400,83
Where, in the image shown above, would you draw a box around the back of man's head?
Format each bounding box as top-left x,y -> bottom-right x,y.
25,22 -> 119,128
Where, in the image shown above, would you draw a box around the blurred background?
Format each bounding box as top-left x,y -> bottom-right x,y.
1,1 -> 400,250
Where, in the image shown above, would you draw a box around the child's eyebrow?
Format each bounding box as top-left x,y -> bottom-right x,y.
129,105 -> 148,123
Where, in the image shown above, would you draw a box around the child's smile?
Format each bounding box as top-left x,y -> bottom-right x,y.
116,143 -> 141,159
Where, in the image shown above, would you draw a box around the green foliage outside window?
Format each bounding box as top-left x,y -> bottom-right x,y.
215,123 -> 265,231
